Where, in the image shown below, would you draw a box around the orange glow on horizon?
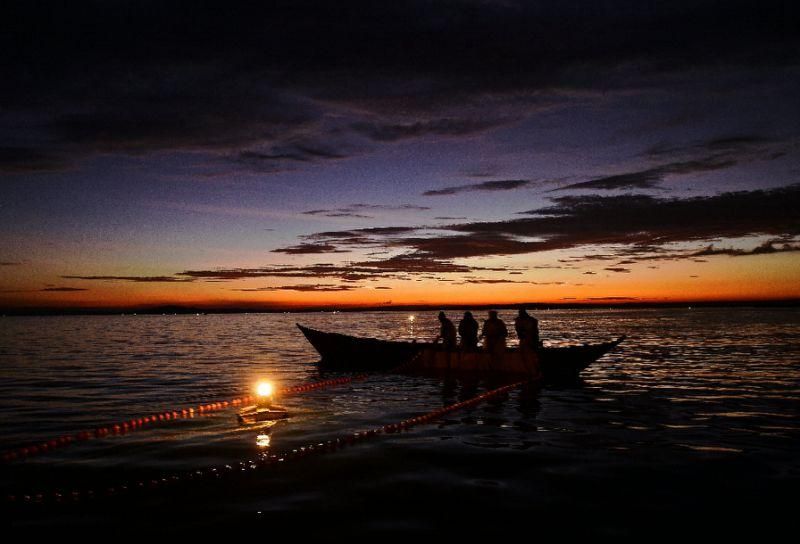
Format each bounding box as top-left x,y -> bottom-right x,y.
2,252 -> 798,310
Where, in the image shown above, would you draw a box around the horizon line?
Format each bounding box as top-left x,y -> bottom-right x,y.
2,298 -> 799,316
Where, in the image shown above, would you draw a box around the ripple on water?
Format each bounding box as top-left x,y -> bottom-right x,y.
0,308 -> 798,526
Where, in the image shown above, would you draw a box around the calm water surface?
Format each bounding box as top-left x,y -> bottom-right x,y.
1,309 -> 798,532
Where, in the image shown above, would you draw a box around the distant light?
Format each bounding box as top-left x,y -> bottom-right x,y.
408,315 -> 415,322
256,434 -> 271,448
256,381 -> 274,398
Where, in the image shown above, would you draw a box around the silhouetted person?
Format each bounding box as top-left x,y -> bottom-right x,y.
514,308 -> 540,350
434,311 -> 457,350
481,310 -> 508,356
458,311 -> 479,350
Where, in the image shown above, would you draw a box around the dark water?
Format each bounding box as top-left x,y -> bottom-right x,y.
1,309 -> 798,533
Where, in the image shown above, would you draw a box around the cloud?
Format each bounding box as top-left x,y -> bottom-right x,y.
227,141 -> 352,173
301,203 -> 430,219
689,240 -> 800,257
41,287 -> 88,292
0,147 -> 71,174
424,179 -> 535,196
304,184 -> 800,260
573,238 -> 800,264
0,261 -> 23,266
458,278 -> 531,284
552,155 -> 738,192
5,2 -> 796,174
587,296 -> 638,301
232,284 -> 357,292
65,186 -> 796,288
178,253 -> 503,283
473,184 -> 800,250
256,185 -> 800,277
350,118 -> 503,141
61,275 -> 195,283
271,243 -> 351,255
275,226 -> 422,253
646,135 -> 774,158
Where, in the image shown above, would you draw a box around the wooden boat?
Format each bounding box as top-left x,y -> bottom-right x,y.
297,324 -> 625,381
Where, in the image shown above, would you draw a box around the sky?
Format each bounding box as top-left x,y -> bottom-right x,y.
1,1 -> 799,310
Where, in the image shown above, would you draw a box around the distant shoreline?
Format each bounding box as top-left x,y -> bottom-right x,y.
2,299 -> 798,316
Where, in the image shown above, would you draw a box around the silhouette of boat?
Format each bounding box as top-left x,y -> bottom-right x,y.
297,324 -> 625,381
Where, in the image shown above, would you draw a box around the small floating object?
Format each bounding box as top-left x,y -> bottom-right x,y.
237,380 -> 289,424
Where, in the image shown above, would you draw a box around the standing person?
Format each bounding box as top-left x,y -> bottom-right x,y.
434,311 -> 457,350
514,308 -> 540,350
481,310 -> 508,356
458,311 -> 479,350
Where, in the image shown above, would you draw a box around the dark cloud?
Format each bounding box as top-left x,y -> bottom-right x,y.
302,203 -> 430,219
573,238 -> 800,264
554,171 -> 663,192
0,147 -> 71,174
61,275 -> 195,283
478,184 -> 800,249
262,185 -> 800,272
178,253 -> 502,283
5,1 -> 796,174
424,179 -> 534,196
232,284 -> 356,292
230,143 -> 350,172
351,204 -> 430,211
0,261 -> 23,266
271,243 -> 351,255
323,184 -> 800,260
689,240 -> 800,257
315,213 -> 373,219
350,118 -> 502,141
646,135 -> 774,158
553,155 -> 738,192
41,287 -> 88,292
280,226 -> 422,253
458,279 -> 531,284
310,226 -> 419,239
160,184 -> 798,284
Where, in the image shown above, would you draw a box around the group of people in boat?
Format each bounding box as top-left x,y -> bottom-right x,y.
434,309 -> 539,355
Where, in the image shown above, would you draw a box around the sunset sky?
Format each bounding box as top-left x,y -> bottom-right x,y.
1,1 -> 799,310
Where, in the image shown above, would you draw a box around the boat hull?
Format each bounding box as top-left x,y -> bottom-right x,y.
297,324 -> 624,381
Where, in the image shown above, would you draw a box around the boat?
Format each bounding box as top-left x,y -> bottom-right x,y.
297,324 -> 625,381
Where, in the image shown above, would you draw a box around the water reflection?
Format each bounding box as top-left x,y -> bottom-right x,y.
0,308 -> 797,520
251,420 -> 281,449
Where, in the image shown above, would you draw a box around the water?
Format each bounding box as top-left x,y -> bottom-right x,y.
1,309 -> 798,533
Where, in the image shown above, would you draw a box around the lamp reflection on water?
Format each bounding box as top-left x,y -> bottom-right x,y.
253,420 -> 280,448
